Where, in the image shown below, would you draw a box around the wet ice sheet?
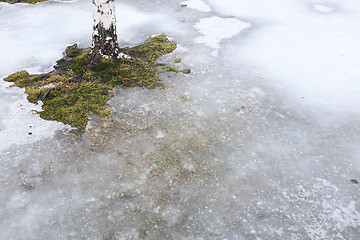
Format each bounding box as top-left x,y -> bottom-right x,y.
1,0 -> 360,239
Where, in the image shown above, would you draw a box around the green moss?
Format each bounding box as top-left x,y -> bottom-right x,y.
4,70 -> 29,83
128,35 -> 177,63
25,87 -> 49,104
4,35 -> 186,130
39,82 -> 110,130
65,45 -> 82,58
0,0 -> 47,4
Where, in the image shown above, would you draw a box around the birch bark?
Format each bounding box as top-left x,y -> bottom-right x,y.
89,0 -> 121,64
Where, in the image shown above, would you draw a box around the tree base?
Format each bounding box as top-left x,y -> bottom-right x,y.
4,35 -> 190,130
87,48 -> 131,66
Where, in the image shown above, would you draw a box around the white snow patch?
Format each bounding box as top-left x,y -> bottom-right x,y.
314,4 -> 334,13
208,0 -> 360,115
156,130 -> 165,139
193,16 -> 250,56
181,0 -> 211,12
182,162 -> 195,171
117,52 -> 131,59
115,4 -> 180,42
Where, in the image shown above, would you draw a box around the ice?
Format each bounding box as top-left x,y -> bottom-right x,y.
1,0 -> 360,239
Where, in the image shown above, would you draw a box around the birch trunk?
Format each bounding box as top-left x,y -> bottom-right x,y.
88,0 -> 120,64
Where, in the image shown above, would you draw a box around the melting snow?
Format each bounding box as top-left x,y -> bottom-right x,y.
1,0 -> 360,239
193,16 -> 250,56
181,0 -> 211,12
314,4 -> 334,13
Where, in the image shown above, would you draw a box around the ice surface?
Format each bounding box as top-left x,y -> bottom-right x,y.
1,0 -> 360,239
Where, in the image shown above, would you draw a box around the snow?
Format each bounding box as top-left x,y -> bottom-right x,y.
1,0 -> 360,239
314,4 -> 334,13
207,0 -> 360,116
193,16 -> 251,56
181,0 -> 211,12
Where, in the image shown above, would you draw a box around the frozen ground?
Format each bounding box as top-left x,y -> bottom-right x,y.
0,0 -> 360,239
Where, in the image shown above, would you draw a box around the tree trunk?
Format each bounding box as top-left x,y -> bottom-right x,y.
88,0 -> 120,64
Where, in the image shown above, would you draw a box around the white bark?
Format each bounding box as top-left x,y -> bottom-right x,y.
89,0 -> 131,64
91,0 -> 119,60
93,0 -> 117,31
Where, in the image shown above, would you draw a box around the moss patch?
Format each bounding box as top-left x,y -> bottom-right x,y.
0,0 -> 47,4
4,35 -> 183,130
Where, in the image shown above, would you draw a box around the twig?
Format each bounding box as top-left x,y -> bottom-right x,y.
41,74 -> 82,100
